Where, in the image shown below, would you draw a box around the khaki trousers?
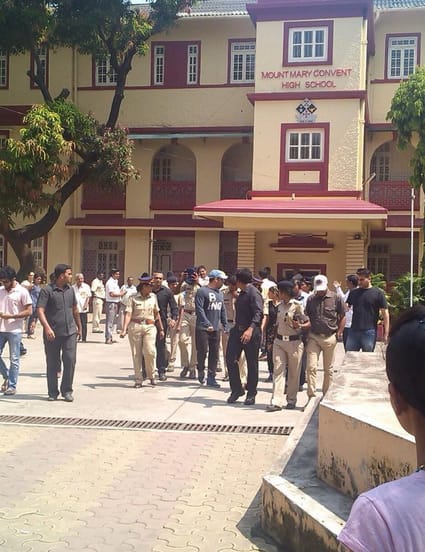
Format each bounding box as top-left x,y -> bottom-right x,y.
179,312 -> 197,369
127,322 -> 157,383
272,338 -> 303,407
221,329 -> 247,384
92,297 -> 103,332
306,333 -> 337,397
167,324 -> 179,369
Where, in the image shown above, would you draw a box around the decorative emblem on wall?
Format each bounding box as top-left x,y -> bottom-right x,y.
296,98 -> 317,123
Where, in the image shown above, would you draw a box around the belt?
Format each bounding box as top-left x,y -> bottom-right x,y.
276,333 -> 300,342
131,318 -> 155,325
313,332 -> 335,338
227,319 -> 234,323
236,325 -> 249,331
184,309 -> 195,314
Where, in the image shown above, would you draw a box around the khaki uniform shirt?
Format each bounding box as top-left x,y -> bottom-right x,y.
126,293 -> 159,321
276,299 -> 304,337
222,287 -> 237,323
180,283 -> 200,312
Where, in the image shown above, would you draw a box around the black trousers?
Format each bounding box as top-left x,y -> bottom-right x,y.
195,329 -> 219,378
226,326 -> 261,397
155,317 -> 167,375
80,312 -> 88,342
44,333 -> 77,398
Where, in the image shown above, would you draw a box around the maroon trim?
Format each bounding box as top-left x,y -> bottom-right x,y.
194,198 -> 387,215
128,125 -> 253,135
81,229 -> 125,236
30,46 -> 49,90
67,214 -> 224,229
371,230 -> 411,238
277,263 -> 327,279
366,123 -> 394,132
283,20 -> 333,67
387,215 -> 423,228
279,122 -> 330,191
247,90 -> 366,104
0,50 -> 9,89
248,190 -> 361,198
227,38 -> 256,84
77,82 -> 255,91
154,230 -> 195,238
247,1 -> 372,23
150,41 -> 201,88
383,33 -> 421,82
0,105 -> 32,126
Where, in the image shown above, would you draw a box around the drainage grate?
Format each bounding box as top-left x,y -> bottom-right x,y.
0,414 -> 292,435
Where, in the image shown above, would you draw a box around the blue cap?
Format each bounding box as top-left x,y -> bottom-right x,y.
138,275 -> 152,283
208,269 -> 227,280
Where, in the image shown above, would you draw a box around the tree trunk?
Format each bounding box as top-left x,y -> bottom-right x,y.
6,234 -> 37,281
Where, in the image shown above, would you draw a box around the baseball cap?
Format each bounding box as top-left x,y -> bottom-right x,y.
313,275 -> 328,291
208,269 -> 227,280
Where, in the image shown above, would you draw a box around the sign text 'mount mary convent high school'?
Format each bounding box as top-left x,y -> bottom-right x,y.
0,0 -> 424,282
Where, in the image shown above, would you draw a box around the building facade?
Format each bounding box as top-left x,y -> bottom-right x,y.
0,0 -> 423,283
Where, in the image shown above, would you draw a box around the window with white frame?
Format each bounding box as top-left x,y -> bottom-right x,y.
31,237 -> 45,270
287,130 -> 323,161
0,49 -> 8,87
289,27 -> 328,63
230,41 -> 255,83
387,35 -> 418,79
187,44 -> 198,85
154,45 -> 165,85
371,143 -> 390,182
96,55 -> 117,86
33,45 -> 48,84
153,157 -> 171,181
0,236 -> 4,267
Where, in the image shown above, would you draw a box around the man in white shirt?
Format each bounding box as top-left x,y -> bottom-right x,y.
105,269 -> 125,344
72,273 -> 91,342
0,266 -> 32,395
333,274 -> 359,351
91,271 -> 105,333
117,276 -> 137,331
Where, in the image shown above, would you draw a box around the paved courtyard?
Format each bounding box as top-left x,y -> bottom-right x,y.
0,326 -> 343,551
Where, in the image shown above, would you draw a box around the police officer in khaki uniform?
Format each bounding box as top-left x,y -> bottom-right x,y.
120,275 -> 164,387
267,280 -> 305,411
178,267 -> 200,379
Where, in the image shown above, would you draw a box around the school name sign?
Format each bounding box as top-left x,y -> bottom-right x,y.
261,67 -> 353,89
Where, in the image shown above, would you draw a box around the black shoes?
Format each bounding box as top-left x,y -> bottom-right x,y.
206,377 -> 220,388
266,404 -> 282,412
227,390 -> 245,403
198,369 -> 205,384
244,395 -> 255,406
158,374 -> 167,381
180,367 -> 189,378
64,392 -> 74,402
285,403 -> 296,410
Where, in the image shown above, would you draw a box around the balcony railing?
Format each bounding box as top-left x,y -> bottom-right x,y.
369,180 -> 420,211
221,180 -> 252,200
150,180 -> 196,210
81,183 -> 126,210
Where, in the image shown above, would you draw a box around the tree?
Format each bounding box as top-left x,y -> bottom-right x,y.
387,66 -> 425,191
0,0 -> 184,278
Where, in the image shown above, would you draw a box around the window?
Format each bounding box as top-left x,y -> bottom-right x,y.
0,131 -> 9,150
153,157 -> 171,181
368,244 -> 389,278
151,42 -> 200,87
387,35 -> 419,80
31,45 -> 48,87
97,240 -> 118,274
283,21 -> 333,66
95,56 -> 117,86
280,123 -> 329,190
187,44 -> 199,85
287,130 -> 323,162
154,45 -> 165,85
31,237 -> 45,270
371,143 -> 390,182
229,41 -> 255,83
0,49 -> 8,88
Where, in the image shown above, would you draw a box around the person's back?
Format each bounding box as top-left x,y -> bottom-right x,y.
339,304 -> 425,552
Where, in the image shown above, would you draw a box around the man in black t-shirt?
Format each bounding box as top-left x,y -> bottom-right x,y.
346,267 -> 389,352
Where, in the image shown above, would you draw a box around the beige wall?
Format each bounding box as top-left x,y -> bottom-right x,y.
255,17 -> 365,93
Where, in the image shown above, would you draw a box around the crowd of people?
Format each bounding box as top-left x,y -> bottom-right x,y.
0,262 -> 390,408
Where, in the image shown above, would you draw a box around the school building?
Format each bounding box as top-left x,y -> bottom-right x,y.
0,0 -> 424,283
